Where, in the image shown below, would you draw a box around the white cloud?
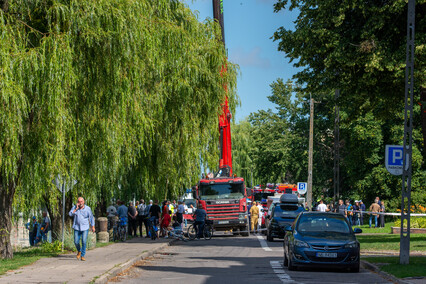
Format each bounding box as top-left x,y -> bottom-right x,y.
229,46 -> 271,69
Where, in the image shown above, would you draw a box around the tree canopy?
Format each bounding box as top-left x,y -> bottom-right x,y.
0,0 -> 238,259
233,0 -> 425,211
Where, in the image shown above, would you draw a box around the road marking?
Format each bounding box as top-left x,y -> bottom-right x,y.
270,261 -> 299,283
257,235 -> 272,251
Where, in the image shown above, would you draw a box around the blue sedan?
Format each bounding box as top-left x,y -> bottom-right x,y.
283,212 -> 362,272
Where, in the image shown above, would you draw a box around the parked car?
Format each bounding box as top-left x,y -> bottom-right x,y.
265,202 -> 305,241
283,212 -> 362,272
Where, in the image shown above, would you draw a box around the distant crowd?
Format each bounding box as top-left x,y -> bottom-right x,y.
314,196 -> 386,228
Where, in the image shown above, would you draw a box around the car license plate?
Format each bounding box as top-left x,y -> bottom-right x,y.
316,252 -> 337,258
218,221 -> 229,224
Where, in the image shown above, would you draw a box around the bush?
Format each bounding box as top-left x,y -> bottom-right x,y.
394,217 -> 426,229
41,240 -> 62,253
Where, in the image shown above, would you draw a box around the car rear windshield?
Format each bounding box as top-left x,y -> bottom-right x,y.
273,204 -> 305,218
297,215 -> 350,234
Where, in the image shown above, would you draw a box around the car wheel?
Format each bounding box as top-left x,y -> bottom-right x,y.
283,250 -> 288,267
349,263 -> 360,273
288,253 -> 296,271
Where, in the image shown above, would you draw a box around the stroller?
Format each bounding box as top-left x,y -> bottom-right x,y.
147,216 -> 159,240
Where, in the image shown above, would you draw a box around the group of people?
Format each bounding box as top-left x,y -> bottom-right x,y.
25,211 -> 51,246
106,199 -> 204,240
315,196 -> 386,228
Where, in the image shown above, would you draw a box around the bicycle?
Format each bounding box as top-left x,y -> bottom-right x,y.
147,216 -> 159,240
114,217 -> 127,242
187,219 -> 214,240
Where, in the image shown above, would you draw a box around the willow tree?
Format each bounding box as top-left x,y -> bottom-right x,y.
0,0 -> 238,259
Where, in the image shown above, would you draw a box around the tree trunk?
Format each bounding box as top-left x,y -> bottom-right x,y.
0,179 -> 15,259
44,195 -> 62,242
421,87 -> 426,166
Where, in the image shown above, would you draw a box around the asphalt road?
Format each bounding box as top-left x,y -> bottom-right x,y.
112,232 -> 390,284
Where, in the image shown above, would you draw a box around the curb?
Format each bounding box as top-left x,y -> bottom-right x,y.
361,260 -> 412,284
93,239 -> 176,284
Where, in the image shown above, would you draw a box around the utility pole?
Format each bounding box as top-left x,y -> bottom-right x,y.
333,89 -> 340,204
307,96 -> 314,211
400,0 -> 415,265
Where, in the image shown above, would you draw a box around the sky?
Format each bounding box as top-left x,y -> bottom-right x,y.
182,0 -> 299,122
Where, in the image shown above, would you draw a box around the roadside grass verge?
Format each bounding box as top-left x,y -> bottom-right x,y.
0,248 -> 59,275
362,256 -> 426,278
357,234 -> 426,251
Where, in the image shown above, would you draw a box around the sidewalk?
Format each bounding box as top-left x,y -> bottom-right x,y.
0,237 -> 174,284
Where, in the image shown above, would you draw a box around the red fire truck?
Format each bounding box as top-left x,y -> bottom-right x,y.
192,0 -> 250,236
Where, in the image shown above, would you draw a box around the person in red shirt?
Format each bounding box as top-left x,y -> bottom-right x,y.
161,210 -> 172,237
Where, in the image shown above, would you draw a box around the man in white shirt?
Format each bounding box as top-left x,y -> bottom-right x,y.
317,199 -> 328,212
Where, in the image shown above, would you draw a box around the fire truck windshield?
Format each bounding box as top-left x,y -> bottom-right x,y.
199,182 -> 244,200
253,192 -> 274,201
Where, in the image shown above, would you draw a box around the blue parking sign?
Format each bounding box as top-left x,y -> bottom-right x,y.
297,182 -> 307,195
385,145 -> 408,175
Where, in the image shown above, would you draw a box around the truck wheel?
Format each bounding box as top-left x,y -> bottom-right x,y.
232,228 -> 239,236
241,224 -> 250,237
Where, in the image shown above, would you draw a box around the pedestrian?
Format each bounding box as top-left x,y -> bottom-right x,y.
359,200 -> 366,225
369,199 -> 381,228
336,199 -> 346,216
69,197 -> 95,261
137,199 -> 146,237
257,201 -> 263,231
317,200 -> 328,212
380,201 -> 386,228
106,202 -> 117,231
193,203 -> 207,239
346,200 -> 353,226
353,201 -> 360,226
161,210 -> 172,237
40,211 -> 51,243
149,200 -> 161,239
176,201 -> 185,226
250,201 -> 259,233
25,216 -> 38,246
127,202 -> 138,237
247,200 -> 252,227
143,200 -> 152,238
117,200 -> 128,233
375,196 -> 381,206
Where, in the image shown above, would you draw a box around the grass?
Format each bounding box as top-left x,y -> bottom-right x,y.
362,256 -> 426,278
357,234 -> 426,251
0,248 -> 60,275
352,223 -> 392,234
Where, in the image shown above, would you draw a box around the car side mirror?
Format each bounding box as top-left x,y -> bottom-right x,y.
353,228 -> 362,234
284,225 -> 293,232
